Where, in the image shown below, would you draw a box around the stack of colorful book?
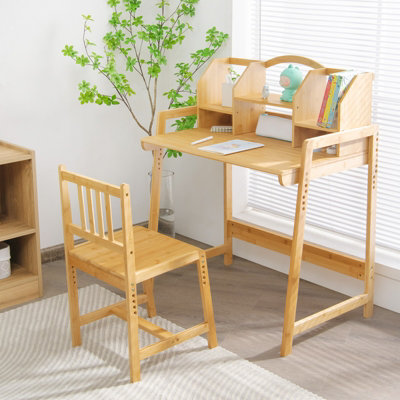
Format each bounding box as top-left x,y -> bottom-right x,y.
317,70 -> 357,129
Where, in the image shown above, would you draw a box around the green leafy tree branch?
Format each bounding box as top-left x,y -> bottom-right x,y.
63,0 -> 228,147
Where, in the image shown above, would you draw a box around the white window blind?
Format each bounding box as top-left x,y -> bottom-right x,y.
247,0 -> 400,252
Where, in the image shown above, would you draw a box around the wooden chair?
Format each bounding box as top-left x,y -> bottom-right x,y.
58,165 -> 217,382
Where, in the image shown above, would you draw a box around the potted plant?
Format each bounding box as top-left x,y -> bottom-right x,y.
62,0 -> 228,235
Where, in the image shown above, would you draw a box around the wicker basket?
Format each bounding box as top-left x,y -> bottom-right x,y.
0,242 -> 11,280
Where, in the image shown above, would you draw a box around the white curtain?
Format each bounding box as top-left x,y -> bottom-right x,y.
246,0 -> 400,252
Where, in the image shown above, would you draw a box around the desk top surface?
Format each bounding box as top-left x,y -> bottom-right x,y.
141,128 -> 366,186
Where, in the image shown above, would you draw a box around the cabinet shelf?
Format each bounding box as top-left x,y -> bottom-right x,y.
0,263 -> 39,309
0,217 -> 36,241
235,93 -> 293,109
0,264 -> 37,288
198,104 -> 233,115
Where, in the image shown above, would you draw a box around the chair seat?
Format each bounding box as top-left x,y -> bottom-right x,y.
69,226 -> 201,284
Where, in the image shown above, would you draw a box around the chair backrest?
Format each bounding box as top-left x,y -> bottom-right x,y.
58,165 -> 135,274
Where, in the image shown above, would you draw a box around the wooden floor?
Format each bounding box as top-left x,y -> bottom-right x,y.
3,235 -> 400,399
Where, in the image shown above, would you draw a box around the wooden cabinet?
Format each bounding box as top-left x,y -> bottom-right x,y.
0,141 -> 42,309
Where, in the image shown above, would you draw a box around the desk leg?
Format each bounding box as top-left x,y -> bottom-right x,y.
143,147 -> 164,318
281,145 -> 313,357
224,163 -> 233,265
364,134 -> 378,318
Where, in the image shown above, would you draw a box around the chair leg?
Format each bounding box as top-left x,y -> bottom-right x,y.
66,263 -> 81,347
197,252 -> 218,348
142,279 -> 157,318
127,284 -> 141,383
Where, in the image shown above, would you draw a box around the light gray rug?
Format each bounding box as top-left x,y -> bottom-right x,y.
0,285 -> 324,400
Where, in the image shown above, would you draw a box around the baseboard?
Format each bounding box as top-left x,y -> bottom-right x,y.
41,243 -> 66,264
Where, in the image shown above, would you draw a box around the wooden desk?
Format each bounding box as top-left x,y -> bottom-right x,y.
141,108 -> 378,356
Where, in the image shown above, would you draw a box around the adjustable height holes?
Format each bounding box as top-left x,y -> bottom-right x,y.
72,269 -> 77,285
131,291 -> 137,314
201,264 -> 207,285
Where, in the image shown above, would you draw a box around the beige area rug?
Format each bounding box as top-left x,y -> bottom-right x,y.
0,285 -> 324,399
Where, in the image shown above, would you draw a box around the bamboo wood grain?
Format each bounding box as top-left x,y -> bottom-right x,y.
281,141 -> 314,356
80,300 -> 126,326
197,253 -> 218,348
138,317 -> 174,339
30,150 -> 42,294
60,170 -> 120,197
95,190 -> 104,238
120,183 -> 141,382
68,224 -> 123,253
293,294 -> 368,335
205,244 -> 228,258
229,220 -> 365,280
156,106 -> 198,136
142,129 -> 369,187
364,133 -> 378,317
0,141 -> 42,308
77,185 -> 87,231
263,55 -> 324,69
146,146 -> 163,317
105,194 -> 114,242
139,323 -> 209,361
141,56 -> 377,357
0,141 -> 32,165
224,163 -> 233,265
59,165 -> 81,347
59,167 -> 217,383
148,147 -> 163,231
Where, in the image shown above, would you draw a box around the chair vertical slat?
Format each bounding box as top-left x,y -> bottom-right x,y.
96,190 -> 105,238
105,193 -> 114,241
77,184 -> 87,231
86,188 -> 95,233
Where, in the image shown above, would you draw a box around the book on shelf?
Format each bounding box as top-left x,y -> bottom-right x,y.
317,75 -> 333,126
320,75 -> 338,128
199,140 -> 264,155
326,70 -> 358,128
317,70 -> 358,129
326,75 -> 343,128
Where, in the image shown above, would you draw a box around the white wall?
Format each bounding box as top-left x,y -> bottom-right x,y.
0,0 -> 232,249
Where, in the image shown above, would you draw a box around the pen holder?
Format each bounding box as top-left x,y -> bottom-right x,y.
148,170 -> 175,237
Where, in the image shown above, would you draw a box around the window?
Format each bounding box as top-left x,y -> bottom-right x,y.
234,0 -> 400,266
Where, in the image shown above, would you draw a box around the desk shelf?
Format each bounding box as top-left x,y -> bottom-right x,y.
294,119 -> 337,133
196,57 -> 373,157
235,93 -> 293,109
198,104 -> 233,115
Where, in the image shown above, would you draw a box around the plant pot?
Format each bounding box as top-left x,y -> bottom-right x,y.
148,170 -> 175,237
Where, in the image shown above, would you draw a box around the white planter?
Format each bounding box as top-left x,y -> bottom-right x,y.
0,242 -> 11,280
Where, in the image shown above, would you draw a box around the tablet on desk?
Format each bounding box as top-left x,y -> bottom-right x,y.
199,140 -> 264,155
